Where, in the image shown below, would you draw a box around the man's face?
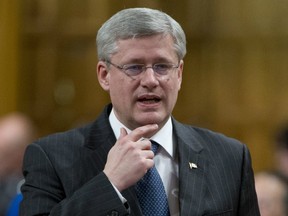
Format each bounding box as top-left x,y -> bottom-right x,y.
97,34 -> 183,130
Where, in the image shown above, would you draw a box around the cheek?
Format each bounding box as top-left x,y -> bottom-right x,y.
109,83 -> 123,98
109,78 -> 133,99
163,82 -> 180,108
166,78 -> 182,93
167,71 -> 182,90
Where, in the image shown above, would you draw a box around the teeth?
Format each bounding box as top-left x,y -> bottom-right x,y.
138,95 -> 160,103
139,98 -> 159,103
142,99 -> 157,104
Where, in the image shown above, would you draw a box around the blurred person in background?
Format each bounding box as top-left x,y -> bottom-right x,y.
274,123 -> 288,178
255,171 -> 288,216
0,113 -> 36,216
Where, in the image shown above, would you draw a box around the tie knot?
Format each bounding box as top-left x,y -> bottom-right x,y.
150,140 -> 159,154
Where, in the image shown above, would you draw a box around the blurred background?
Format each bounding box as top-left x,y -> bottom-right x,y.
1,0 -> 288,173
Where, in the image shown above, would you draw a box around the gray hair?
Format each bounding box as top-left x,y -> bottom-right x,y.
96,8 -> 186,61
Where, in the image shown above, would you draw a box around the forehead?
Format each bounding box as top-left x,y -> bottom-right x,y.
112,34 -> 178,62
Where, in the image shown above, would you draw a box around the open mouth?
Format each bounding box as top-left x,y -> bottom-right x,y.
138,95 -> 161,104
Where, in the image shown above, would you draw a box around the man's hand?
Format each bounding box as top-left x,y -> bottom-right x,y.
103,124 -> 158,191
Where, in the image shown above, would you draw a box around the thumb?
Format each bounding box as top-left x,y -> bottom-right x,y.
119,127 -> 128,139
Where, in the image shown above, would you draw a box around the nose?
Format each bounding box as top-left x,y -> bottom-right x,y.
140,67 -> 159,88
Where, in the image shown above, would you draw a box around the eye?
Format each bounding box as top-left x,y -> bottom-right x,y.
124,64 -> 144,75
154,63 -> 170,70
153,63 -> 171,74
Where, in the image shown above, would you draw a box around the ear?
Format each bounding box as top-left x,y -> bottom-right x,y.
97,61 -> 110,91
177,60 -> 184,90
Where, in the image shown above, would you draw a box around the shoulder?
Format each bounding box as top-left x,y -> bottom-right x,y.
174,121 -> 253,177
22,122 -> 95,175
173,119 -> 247,154
31,122 -> 94,152
193,126 -> 243,147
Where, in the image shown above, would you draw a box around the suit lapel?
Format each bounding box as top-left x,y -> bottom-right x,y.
84,104 -> 116,172
173,119 -> 208,216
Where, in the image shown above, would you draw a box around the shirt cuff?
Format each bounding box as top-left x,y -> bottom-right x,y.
111,182 -> 128,206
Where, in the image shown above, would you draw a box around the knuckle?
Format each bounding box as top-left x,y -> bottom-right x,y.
138,157 -> 147,167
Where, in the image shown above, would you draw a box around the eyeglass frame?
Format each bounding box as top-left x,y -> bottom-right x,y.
104,60 -> 181,78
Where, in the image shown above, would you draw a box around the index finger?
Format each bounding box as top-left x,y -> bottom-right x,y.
128,124 -> 159,141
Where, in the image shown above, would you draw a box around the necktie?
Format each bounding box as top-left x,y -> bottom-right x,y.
135,140 -> 170,216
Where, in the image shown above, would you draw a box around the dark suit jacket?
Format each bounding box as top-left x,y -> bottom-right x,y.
20,104 -> 260,216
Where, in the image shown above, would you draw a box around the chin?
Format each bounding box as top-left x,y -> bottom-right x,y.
136,113 -> 166,126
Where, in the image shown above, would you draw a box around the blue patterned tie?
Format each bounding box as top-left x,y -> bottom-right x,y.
135,140 -> 170,216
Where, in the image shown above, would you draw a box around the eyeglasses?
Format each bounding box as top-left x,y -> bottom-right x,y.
105,60 -> 180,78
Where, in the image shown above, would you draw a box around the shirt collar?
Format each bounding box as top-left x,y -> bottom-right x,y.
109,108 -> 174,158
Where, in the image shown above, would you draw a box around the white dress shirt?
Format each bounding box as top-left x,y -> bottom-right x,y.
109,108 -> 179,216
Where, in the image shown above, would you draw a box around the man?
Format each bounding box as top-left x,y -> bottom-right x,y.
255,171 -> 288,216
20,8 -> 260,216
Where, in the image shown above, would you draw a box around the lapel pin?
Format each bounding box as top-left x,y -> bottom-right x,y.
189,162 -> 198,169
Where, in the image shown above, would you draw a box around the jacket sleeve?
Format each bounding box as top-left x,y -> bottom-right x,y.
20,143 -> 130,216
238,145 -> 260,216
